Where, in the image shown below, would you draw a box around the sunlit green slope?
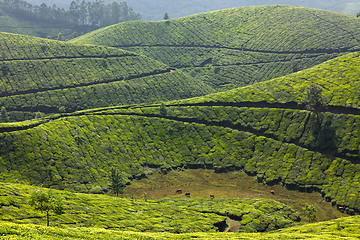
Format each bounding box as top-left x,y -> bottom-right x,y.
71,5 -> 360,92
0,183 -> 299,233
0,32 -> 214,121
0,53 -> 359,212
1,215 -> 360,239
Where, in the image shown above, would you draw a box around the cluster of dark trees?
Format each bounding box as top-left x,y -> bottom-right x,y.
0,0 -> 141,28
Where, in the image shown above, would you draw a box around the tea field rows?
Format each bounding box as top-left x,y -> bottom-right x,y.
72,5 -> 360,91
0,32 -> 214,121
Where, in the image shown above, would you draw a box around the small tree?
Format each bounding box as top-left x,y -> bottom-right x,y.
357,12 -> 360,18
160,103 -> 167,116
306,83 -> 324,113
0,106 -> 10,122
29,189 -> 64,227
109,167 -> 127,197
303,203 -> 318,223
164,13 -> 169,20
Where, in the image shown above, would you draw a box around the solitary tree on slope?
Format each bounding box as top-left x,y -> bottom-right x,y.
29,189 -> 64,227
109,167 -> 128,197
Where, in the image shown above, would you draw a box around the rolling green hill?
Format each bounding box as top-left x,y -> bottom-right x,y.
0,52 -> 359,213
26,0 -> 360,21
71,5 -> 360,91
0,32 -> 214,121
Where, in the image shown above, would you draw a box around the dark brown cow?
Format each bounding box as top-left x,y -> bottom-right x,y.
210,194 -> 215,198
175,189 -> 182,194
185,192 -> 190,197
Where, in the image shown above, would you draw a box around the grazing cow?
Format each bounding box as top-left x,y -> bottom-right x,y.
175,189 -> 182,194
270,190 -> 275,195
185,192 -> 190,197
210,194 -> 215,199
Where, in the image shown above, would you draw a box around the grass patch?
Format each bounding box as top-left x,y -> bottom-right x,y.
125,169 -> 349,224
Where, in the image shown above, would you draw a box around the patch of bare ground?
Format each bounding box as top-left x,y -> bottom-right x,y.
121,169 -> 349,223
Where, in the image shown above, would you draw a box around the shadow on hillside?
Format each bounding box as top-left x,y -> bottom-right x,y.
310,113 -> 338,154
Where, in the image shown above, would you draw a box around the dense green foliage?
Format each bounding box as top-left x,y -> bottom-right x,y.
0,107 -> 359,212
0,32 -> 214,121
71,5 -> 360,91
176,52 -> 360,109
0,183 -> 299,233
1,52 -> 360,213
1,215 -> 360,239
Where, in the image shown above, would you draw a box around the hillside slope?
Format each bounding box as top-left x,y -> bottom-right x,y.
0,32 -> 214,121
0,183 -> 300,233
71,5 -> 360,91
0,208 -> 359,239
0,52 -> 359,212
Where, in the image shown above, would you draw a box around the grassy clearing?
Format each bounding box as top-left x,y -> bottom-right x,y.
124,169 -> 349,224
0,182 -> 300,233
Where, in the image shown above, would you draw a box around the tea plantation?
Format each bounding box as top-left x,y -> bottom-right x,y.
0,32 -> 214,121
0,206 -> 360,239
1,5 -> 360,239
0,52 -> 360,214
71,5 -> 360,91
0,183 -> 301,233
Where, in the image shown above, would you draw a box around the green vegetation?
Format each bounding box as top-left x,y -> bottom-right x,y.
109,167 -> 128,197
71,6 -> 360,91
0,15 -> 76,40
0,32 -> 214,121
303,204 -> 318,223
0,0 -> 140,39
1,5 -> 360,239
0,52 -> 359,213
28,188 -> 64,226
176,52 -> 360,109
0,183 -> 300,233
1,215 -> 360,239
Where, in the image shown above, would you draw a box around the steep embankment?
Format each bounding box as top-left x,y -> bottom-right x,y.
0,53 -> 359,212
71,5 -> 360,91
0,32 -> 214,121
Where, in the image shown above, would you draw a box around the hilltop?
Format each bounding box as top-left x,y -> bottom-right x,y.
71,5 -> 360,91
26,0 -> 360,20
0,32 -> 214,121
0,52 -> 359,213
